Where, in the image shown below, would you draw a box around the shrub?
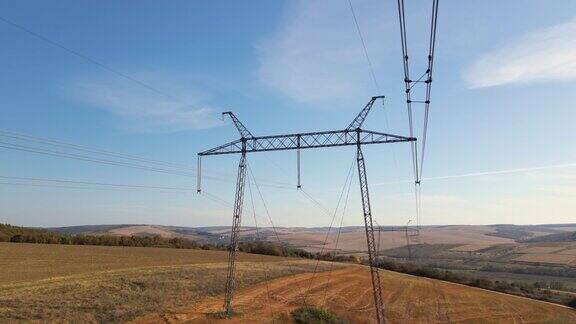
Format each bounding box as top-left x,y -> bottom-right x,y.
567,298 -> 576,309
469,278 -> 494,290
10,234 -> 24,243
291,306 -> 348,324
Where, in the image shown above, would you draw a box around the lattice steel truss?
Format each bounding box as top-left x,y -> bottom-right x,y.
197,96 -> 415,323
199,129 -> 412,156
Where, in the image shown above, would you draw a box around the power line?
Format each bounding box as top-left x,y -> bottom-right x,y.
0,181 -> 186,194
246,163 -> 306,302
0,175 -> 194,192
347,0 -> 380,90
322,165 -> 354,307
396,0 -> 440,229
0,15 -> 177,101
347,0 -> 403,192
0,176 -> 237,208
0,138 -> 295,189
245,175 -> 274,320
201,191 -> 234,208
303,157 -> 355,304
419,0 -> 439,180
0,141 -> 199,178
0,129 -> 194,171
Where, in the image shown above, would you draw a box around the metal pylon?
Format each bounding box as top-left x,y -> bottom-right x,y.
356,144 -> 385,323
223,149 -> 247,315
198,97 -> 413,321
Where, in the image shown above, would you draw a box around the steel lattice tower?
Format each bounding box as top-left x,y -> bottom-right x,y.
197,96 -> 415,323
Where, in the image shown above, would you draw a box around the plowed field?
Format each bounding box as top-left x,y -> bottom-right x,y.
140,266 -> 576,323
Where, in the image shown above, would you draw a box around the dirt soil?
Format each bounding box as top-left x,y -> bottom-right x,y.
137,265 -> 576,324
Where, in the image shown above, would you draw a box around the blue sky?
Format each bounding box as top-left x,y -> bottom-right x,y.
1,0 -> 575,227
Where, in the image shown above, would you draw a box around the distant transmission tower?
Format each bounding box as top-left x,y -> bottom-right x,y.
197,96 -> 415,323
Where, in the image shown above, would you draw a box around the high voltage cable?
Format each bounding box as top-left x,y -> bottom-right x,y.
246,163 -> 306,303
0,141 -> 199,177
347,0 -> 403,188
245,176 -> 274,320
0,175 -> 194,192
396,0 -> 440,228
0,141 -> 294,189
201,191 -> 234,208
0,16 -> 177,101
347,0 -> 380,90
321,168 -> 353,307
203,191 -> 233,208
303,157 -> 355,304
0,130 -> 194,171
419,0 -> 439,180
0,129 -> 295,187
0,176 -> 237,206
397,0 -> 419,187
298,189 -> 332,217
0,181 -> 186,193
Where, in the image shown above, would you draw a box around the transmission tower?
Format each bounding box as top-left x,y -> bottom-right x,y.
197,96 -> 415,323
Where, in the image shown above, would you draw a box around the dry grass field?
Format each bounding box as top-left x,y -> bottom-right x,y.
513,242 -> 576,265
278,225 -> 514,253
0,243 -> 336,322
108,225 -> 181,238
1,242 -> 574,323
139,266 -> 576,324
514,253 -> 576,265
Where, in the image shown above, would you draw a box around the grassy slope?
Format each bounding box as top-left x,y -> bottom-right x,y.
0,242 -> 336,322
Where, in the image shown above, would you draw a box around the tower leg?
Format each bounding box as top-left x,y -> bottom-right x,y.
356,145 -> 385,324
223,151 -> 247,315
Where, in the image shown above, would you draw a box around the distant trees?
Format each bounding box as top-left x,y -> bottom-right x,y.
519,231 -> 576,243
0,223 -> 217,250
1,224 -> 56,242
2,224 -> 62,244
2,223 -> 361,265
237,241 -> 359,263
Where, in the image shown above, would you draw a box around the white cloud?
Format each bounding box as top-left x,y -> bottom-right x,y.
68,72 -> 223,132
465,18 -> 576,88
257,0 -> 390,106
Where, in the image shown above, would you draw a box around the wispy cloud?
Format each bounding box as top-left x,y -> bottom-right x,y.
257,0 -> 390,107
67,72 -> 223,132
464,17 -> 576,88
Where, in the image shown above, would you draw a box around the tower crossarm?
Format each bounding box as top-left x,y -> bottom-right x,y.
198,129 -> 415,156
222,111 -> 254,139
346,96 -> 385,130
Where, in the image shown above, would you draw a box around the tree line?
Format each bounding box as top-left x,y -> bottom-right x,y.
0,224 -> 357,263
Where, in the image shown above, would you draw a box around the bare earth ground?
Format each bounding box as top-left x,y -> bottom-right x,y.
138,265 -> 576,324
0,243 -> 336,322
